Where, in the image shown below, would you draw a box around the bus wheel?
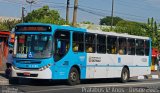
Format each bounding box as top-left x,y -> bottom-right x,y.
120,67 -> 129,83
68,67 -> 80,86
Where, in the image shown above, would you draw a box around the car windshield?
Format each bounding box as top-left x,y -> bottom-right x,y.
14,34 -> 52,58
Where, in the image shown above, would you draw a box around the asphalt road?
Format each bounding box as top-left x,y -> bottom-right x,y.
1,79 -> 160,93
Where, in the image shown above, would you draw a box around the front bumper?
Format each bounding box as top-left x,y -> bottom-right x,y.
11,66 -> 52,79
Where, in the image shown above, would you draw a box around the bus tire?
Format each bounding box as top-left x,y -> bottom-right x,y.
68,67 -> 80,86
120,67 -> 129,83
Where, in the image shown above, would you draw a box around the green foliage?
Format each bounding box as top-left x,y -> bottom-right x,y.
0,24 -> 8,30
0,19 -> 20,31
147,17 -> 159,49
113,17 -> 159,49
80,21 -> 94,24
100,16 -> 123,26
24,6 -> 66,25
101,27 -> 111,32
115,20 -> 146,36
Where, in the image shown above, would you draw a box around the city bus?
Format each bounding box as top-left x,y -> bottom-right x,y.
11,23 -> 151,85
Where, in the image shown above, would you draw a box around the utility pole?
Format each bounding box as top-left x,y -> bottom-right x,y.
26,0 -> 35,12
22,7 -> 25,23
66,0 -> 70,23
72,0 -> 78,27
111,0 -> 114,31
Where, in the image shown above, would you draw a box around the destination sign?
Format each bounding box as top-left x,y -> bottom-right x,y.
15,25 -> 51,32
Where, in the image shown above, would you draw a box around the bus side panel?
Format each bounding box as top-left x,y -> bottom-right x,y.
85,53 -> 151,79
129,67 -> 151,77
107,67 -> 122,78
51,53 -> 87,80
133,56 -> 149,67
86,53 -> 122,79
71,52 -> 87,79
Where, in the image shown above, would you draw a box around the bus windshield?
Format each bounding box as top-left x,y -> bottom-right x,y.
14,34 -> 52,58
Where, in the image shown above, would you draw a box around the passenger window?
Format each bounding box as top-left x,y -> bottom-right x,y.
118,38 -> 127,55
127,38 -> 135,55
97,34 -> 106,54
72,32 -> 84,52
145,40 -> 150,56
107,36 -> 117,54
85,33 -> 96,53
136,39 -> 144,55
54,31 -> 70,61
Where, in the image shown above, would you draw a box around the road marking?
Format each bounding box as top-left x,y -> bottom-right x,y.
28,81 -> 160,93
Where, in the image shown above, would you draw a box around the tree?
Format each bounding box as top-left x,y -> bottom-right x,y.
80,21 -> 94,24
100,16 -> 123,26
0,19 -> 20,31
0,23 -> 8,30
24,6 -> 66,25
114,20 -> 146,36
147,17 -> 158,48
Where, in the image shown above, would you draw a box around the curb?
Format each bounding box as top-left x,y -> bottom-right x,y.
0,78 -> 9,85
151,75 -> 159,79
0,80 -> 9,85
138,75 -> 159,80
0,72 -> 9,85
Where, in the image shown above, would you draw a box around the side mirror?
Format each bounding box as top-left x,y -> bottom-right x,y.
57,40 -> 61,49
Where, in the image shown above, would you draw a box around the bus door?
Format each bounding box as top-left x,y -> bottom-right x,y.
54,30 -> 71,79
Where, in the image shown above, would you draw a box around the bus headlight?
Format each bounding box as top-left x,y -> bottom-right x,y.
39,64 -> 51,71
12,65 -> 19,70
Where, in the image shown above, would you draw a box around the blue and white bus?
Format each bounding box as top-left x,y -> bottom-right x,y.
11,23 -> 151,85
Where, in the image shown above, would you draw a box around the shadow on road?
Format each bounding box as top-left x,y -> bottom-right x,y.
9,78 -> 142,86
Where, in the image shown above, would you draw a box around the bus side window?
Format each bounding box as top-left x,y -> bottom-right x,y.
136,39 -> 144,56
107,36 -> 117,54
127,38 -> 135,55
85,33 -> 95,53
145,40 -> 149,56
73,43 -> 79,52
118,37 -> 127,55
72,32 -> 84,52
97,34 -> 106,54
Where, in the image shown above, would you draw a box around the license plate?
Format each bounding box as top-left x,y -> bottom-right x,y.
23,72 -> 30,76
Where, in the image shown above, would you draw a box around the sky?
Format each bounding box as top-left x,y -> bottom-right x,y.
0,0 -> 160,24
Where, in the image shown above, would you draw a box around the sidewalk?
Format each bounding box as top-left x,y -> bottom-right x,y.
149,71 -> 160,79
137,71 -> 160,80
0,71 -> 9,85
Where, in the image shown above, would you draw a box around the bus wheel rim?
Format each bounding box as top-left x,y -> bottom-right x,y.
71,72 -> 77,82
123,71 -> 128,80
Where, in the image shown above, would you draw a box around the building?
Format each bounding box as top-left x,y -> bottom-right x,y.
0,31 -> 10,71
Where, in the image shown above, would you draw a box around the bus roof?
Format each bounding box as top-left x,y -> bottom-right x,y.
16,23 -> 150,40
88,30 -> 150,40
